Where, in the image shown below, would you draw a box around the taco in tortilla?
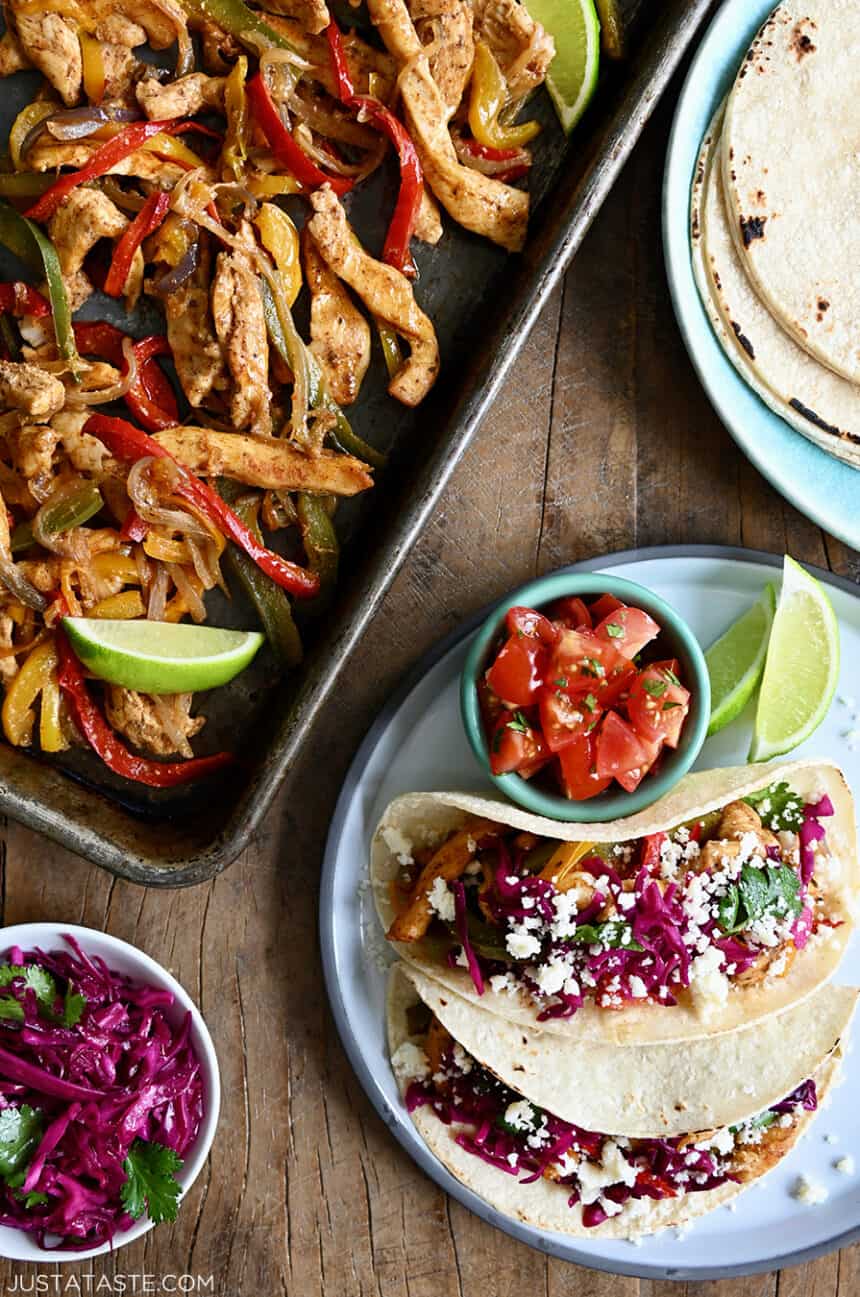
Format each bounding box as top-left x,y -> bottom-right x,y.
388,964 -> 846,1238
373,759 -> 858,1044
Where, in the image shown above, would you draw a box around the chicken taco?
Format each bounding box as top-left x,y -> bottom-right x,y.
372,759 -> 858,1044
388,964 -> 846,1238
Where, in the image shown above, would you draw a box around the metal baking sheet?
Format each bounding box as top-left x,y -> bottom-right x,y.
0,0 -> 714,885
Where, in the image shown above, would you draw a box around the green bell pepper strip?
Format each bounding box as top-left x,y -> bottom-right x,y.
0,202 -> 80,377
0,174 -> 55,199
296,493 -> 338,608
0,316 -> 20,362
377,321 -> 403,381
181,0 -> 297,54
218,481 -> 303,667
260,278 -> 386,470
11,482 -> 104,554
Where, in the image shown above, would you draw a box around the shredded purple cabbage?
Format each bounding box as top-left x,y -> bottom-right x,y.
0,936 -> 203,1251
769,1079 -> 817,1115
451,881 -> 484,996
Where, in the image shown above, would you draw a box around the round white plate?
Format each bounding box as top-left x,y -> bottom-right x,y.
321,548 -> 860,1279
663,0 -> 860,552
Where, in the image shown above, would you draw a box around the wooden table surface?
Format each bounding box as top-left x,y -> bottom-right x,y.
0,63 -> 857,1297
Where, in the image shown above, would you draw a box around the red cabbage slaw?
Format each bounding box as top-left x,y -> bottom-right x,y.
445,793 -> 835,1017
405,1042 -> 817,1228
0,935 -> 203,1250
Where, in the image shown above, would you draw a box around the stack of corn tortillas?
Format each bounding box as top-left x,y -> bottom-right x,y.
690,1 -> 860,469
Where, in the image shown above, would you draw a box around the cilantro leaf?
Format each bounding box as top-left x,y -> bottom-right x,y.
643,678 -> 667,698
568,920 -> 643,951
62,989 -> 86,1028
605,623 -> 624,639
506,711 -> 531,735
663,668 -> 682,686
120,1140 -> 183,1225
717,865 -> 802,936
743,782 -> 804,831
0,1106 -> 42,1180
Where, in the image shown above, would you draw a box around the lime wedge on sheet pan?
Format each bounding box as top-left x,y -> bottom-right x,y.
748,557 -> 840,762
63,618 -> 263,694
523,0 -> 600,133
705,583 -> 776,737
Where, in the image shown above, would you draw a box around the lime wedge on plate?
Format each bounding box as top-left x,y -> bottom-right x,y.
524,0 -> 600,133
748,557 -> 840,762
705,583 -> 776,737
63,618 -> 264,694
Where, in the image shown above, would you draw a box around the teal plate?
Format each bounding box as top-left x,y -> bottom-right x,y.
663,0 -> 860,551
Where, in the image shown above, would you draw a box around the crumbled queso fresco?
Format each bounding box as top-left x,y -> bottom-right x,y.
792,1175 -> 829,1206
413,790 -> 832,1018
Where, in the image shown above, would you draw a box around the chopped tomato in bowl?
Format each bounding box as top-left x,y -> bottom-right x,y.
460,572 -> 710,823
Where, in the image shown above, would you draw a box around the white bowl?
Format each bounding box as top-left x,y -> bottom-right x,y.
0,922 -> 220,1262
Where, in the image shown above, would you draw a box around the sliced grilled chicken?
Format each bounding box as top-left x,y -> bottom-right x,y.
302,228 -> 371,408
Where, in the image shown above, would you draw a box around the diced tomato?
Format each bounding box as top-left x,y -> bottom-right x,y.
594,604 -> 660,661
547,596 -> 592,630
486,634 -> 547,706
537,686 -> 596,753
595,710 -> 650,784
634,1169 -> 677,1200
505,605 -> 558,646
615,732 -> 663,792
557,732 -> 612,800
550,629 -> 629,699
639,832 -> 667,871
628,661 -> 690,747
488,708 -> 550,777
589,593 -> 623,622
599,661 -> 637,709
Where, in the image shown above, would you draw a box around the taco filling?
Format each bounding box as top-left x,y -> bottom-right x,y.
393,1011 -> 820,1230
385,780 -> 840,1020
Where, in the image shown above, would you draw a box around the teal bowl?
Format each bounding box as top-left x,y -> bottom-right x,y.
460,571 -> 711,823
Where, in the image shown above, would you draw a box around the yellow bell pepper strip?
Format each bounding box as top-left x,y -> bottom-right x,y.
90,552 -> 140,584
9,103 -> 54,171
468,42 -> 541,151
222,55 -> 249,181
56,628 -> 234,786
2,638 -> 57,747
260,278 -> 385,470
245,172 -> 302,199
89,589 -> 146,619
104,191 -> 170,297
255,203 -> 301,307
39,665 -> 68,752
246,74 -> 354,197
220,484 -> 302,668
79,32 -> 106,105
23,121 -> 212,225
141,133 -> 209,171
83,413 -> 321,599
296,493 -> 338,610
0,202 -> 80,377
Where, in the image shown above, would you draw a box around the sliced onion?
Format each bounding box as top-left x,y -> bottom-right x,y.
154,241 -> 199,296
186,534 -> 221,591
31,482 -> 93,559
127,457 -> 211,539
147,561 -> 169,621
149,0 -> 195,77
168,562 -> 206,623
67,338 -> 137,407
293,123 -> 367,177
288,91 -> 377,149
150,693 -> 195,758
0,555 -> 47,612
212,182 -> 258,217
453,138 -> 532,175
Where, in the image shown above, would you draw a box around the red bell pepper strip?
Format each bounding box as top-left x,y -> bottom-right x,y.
24,121 -> 208,224
74,322 -> 179,431
104,191 -> 171,298
56,630 -> 233,787
640,832 -> 666,873
324,21 -> 423,276
352,96 -> 423,275
82,413 -> 321,599
120,510 -> 148,543
246,73 -> 353,197
0,282 -> 50,317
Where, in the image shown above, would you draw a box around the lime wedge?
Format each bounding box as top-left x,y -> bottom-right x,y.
705,583 -> 776,737
63,618 -> 264,694
523,0 -> 600,134
748,556 -> 840,762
